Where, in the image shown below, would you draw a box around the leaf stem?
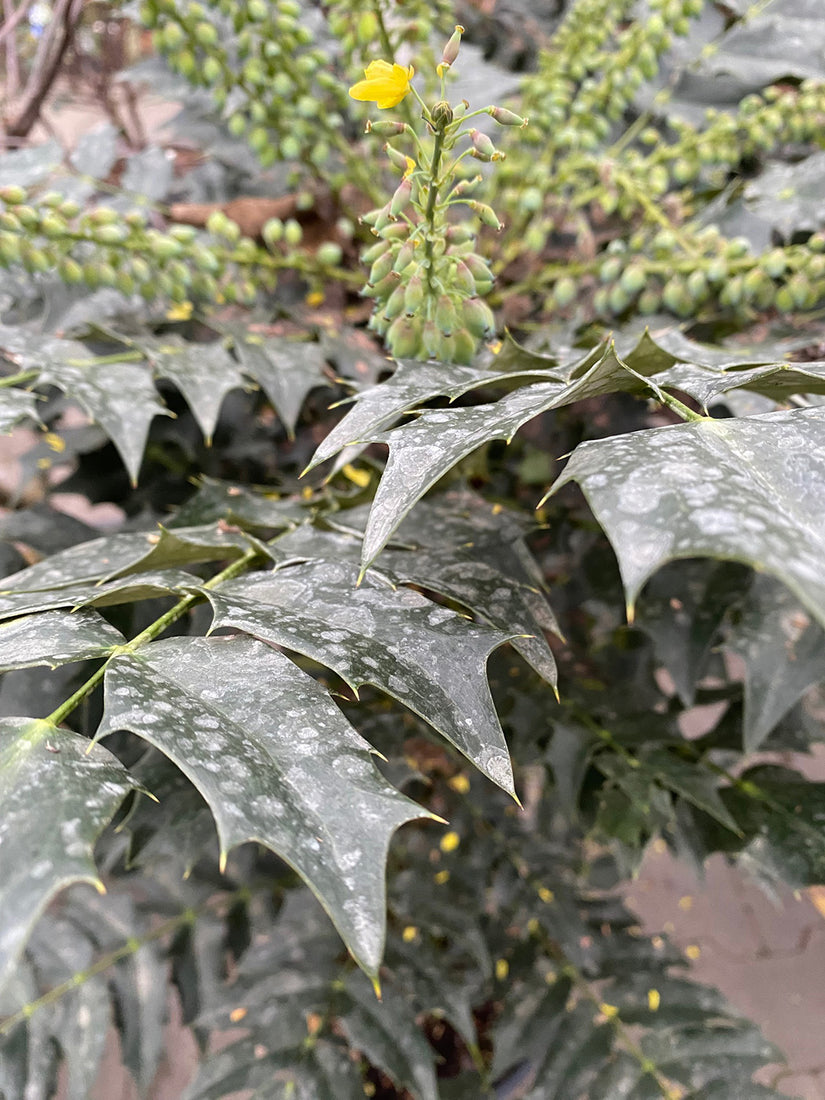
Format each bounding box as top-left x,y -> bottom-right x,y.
46,544 -> 264,730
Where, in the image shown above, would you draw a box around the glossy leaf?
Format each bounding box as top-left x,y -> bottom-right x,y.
38,358 -> 169,482
726,575 -> 825,751
0,388 -> 40,433
150,337 -> 246,441
548,407 -> 825,626
0,719 -> 135,990
233,333 -> 330,436
97,635 -> 431,975
0,608 -> 125,672
207,560 -> 516,793
340,972 -> 439,1100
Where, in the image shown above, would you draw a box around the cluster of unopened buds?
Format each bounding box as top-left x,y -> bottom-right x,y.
349,27 -> 527,363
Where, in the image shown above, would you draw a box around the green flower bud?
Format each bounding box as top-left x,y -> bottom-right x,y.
40,213 -> 67,238
161,21 -> 186,50
0,235 -> 21,264
15,206 -> 38,230
599,256 -> 622,284
379,223 -> 410,241
686,269 -> 708,302
706,258 -> 728,284
247,0 -> 268,20
404,275 -> 425,315
284,219 -> 303,246
362,239 -> 390,265
390,178 -> 413,218
441,25 -> 464,68
382,282 -> 407,321
387,316 -> 422,359
384,143 -> 413,174
435,294 -> 458,335
393,239 -> 417,274
762,248 -> 787,278
552,276 -> 577,308
467,202 -> 503,231
176,49 -> 197,78
365,120 -> 408,137
431,101 -> 454,130
469,129 -> 502,162
638,288 -> 661,314
453,259 -> 476,295
452,328 -> 477,364
361,271 -> 400,299
194,20 -> 218,46
462,297 -> 495,339
488,105 -> 527,127
369,249 -> 395,284
0,185 -> 27,205
775,285 -> 795,312
58,257 -> 84,283
435,331 -> 456,362
94,223 -> 128,244
317,241 -> 343,267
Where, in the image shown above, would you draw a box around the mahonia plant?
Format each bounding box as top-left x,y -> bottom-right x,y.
351,28 -> 524,363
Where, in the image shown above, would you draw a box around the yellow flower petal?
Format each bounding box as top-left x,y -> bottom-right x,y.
349,61 -> 414,110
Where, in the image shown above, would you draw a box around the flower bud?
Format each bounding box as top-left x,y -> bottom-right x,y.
390,178 -> 413,218
317,241 -> 343,266
467,201 -> 503,230
404,275 -> 425,314
361,239 -> 390,264
366,120 -> 409,136
384,143 -> 411,173
453,328 -> 477,364
382,282 -> 407,321
361,271 -> 400,299
284,219 -> 303,246
431,101 -> 454,130
553,276 -> 577,308
393,239 -> 417,273
488,106 -> 527,127
369,249 -> 395,284
453,259 -> 476,295
462,297 -> 495,339
441,25 -> 464,68
450,175 -> 483,198
0,185 -> 27,205
470,129 -> 503,162
387,316 -> 422,359
435,294 -> 458,334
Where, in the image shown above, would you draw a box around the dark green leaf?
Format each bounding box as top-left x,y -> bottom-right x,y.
548,408 -> 825,627
341,972 -> 438,1100
0,719 -> 135,990
726,576 -> 825,751
233,334 -> 330,436
207,560 -> 516,793
0,608 -> 125,672
97,635 -> 431,974
150,337 -> 246,441
38,358 -> 169,482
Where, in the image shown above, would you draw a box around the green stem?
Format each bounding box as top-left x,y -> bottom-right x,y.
422,126 -> 446,296
0,369 -> 38,388
46,545 -> 263,729
0,908 -> 199,1037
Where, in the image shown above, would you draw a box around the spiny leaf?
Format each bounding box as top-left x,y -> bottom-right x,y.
0,569 -> 199,621
184,1037 -> 363,1100
0,608 -> 125,672
548,407 -> 825,627
148,337 -> 247,442
340,971 -> 439,1100
206,560 -> 517,794
0,522 -> 256,593
97,635 -> 431,975
726,575 -> 825,751
232,333 -> 330,436
38,358 -> 169,483
0,388 -> 40,434
0,719 -> 135,991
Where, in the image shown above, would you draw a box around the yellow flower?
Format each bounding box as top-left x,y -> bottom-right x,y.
349,60 -> 414,109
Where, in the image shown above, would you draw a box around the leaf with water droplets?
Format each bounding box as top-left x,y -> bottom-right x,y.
0,718 -> 135,991
149,338 -> 247,442
38,358 -> 169,482
233,334 -> 330,436
0,609 -> 125,672
96,635 -> 431,976
726,575 -> 825,752
0,388 -> 40,434
547,407 -> 825,628
206,560 -> 516,794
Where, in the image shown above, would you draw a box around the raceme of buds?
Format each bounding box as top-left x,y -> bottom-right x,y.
353,45 -> 513,363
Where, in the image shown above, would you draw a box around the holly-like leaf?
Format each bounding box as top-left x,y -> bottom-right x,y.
0,719 -> 135,991
0,569 -> 199,621
340,972 -> 439,1100
96,635 -> 432,975
0,522 -> 256,593
149,338 -> 247,442
233,334 -> 330,436
0,609 -> 125,672
726,575 -> 825,751
548,407 -> 825,627
206,560 -> 516,793
0,388 -> 40,433
38,358 -> 169,483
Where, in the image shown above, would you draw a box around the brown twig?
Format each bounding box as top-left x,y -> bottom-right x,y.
4,0 -> 84,140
